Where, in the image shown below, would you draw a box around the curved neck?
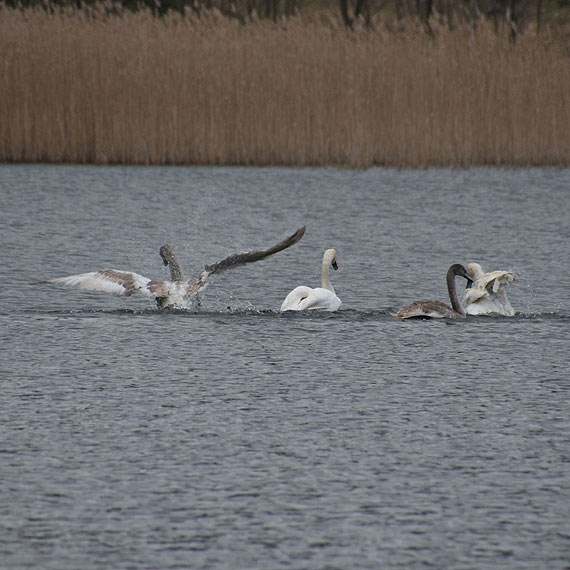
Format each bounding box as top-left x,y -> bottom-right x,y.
321,259 -> 335,293
446,268 -> 464,315
168,254 -> 184,282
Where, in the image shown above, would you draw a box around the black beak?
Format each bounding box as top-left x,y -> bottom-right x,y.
332,260 -> 338,271
466,277 -> 474,289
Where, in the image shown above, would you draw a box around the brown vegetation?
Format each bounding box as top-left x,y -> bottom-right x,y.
1,5 -> 569,167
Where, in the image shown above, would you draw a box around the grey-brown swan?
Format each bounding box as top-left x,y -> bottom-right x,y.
280,248 -> 341,312
464,262 -> 517,316
395,264 -> 472,319
39,226 -> 306,309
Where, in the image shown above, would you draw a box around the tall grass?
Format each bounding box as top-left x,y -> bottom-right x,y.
1,7 -> 569,167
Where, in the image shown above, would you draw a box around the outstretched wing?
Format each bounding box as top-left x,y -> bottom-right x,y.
183,226 -> 305,300
40,269 -> 167,299
474,270 -> 518,293
203,226 -> 306,277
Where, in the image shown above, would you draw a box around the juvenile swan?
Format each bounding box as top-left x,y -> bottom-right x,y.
280,248 -> 341,312
39,226 -> 306,309
464,262 -> 518,316
396,264 -> 472,319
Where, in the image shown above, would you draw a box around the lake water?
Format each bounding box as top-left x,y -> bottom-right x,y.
1,165 -> 569,569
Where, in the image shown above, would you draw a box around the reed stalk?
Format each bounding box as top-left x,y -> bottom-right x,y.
1,7 -> 569,167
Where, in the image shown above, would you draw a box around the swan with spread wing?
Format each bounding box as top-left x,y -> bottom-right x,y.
463,262 -> 518,316
39,226 -> 306,309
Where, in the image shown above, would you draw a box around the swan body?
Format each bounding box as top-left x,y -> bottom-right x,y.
396,264 -> 472,319
280,248 -> 341,312
281,285 -> 341,312
40,226 -> 306,309
464,263 -> 517,316
396,300 -> 462,319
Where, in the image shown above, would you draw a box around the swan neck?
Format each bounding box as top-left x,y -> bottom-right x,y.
321,260 -> 335,293
168,254 -> 184,282
447,269 -> 465,316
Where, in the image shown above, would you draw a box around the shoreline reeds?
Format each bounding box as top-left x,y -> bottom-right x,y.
1,7 -> 569,168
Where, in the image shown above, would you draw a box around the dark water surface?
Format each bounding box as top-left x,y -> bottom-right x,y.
1,165 -> 570,569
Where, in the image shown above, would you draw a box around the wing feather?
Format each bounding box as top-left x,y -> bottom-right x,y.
464,288 -> 488,304
44,269 -> 160,298
476,270 -> 517,292
203,226 -> 305,277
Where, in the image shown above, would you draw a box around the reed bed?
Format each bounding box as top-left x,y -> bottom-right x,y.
1,7 -> 569,167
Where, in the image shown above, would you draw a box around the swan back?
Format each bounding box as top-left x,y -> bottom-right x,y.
395,300 -> 459,319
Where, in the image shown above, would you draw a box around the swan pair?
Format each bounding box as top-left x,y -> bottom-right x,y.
396,262 -> 518,319
463,263 -> 517,316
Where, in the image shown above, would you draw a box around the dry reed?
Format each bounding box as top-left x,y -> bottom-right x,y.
1,7 -> 569,167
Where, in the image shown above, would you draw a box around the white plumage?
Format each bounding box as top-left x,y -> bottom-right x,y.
464,262 -> 518,316
47,271 -> 153,297
280,248 -> 341,312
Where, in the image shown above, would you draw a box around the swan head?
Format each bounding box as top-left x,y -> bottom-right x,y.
465,262 -> 485,281
159,245 -> 176,267
324,248 -> 338,270
449,263 -> 473,285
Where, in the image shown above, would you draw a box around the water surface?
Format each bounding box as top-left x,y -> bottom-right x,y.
1,165 -> 569,569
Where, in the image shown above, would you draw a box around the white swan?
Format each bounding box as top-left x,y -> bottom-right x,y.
463,262 -> 517,316
280,248 -> 341,312
395,264 -> 473,319
38,226 -> 306,309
